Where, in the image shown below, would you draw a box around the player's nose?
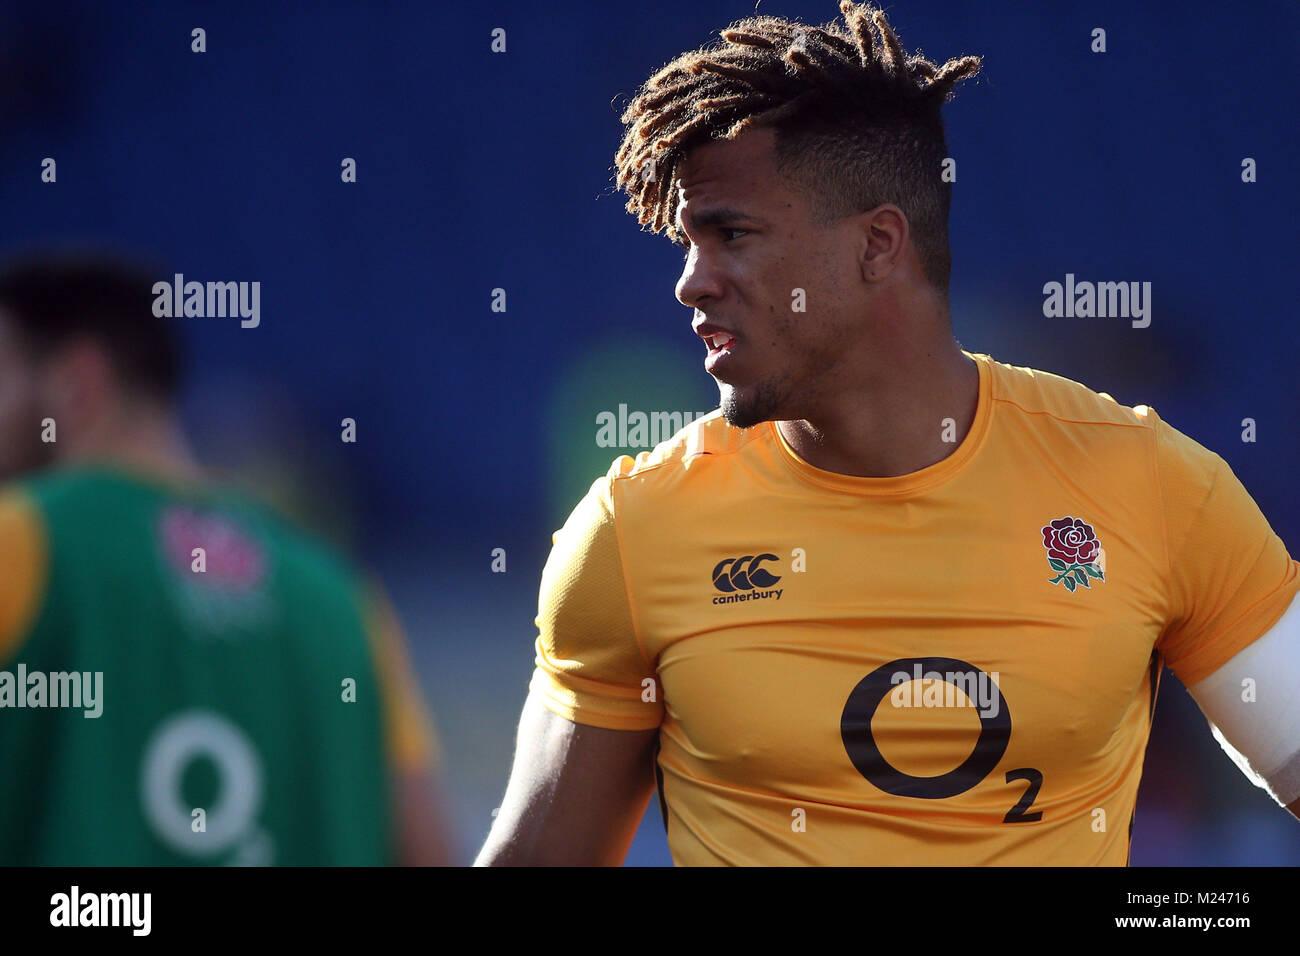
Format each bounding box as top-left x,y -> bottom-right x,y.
675,247 -> 724,309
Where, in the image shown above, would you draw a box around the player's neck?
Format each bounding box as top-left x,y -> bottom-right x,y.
776,340 -> 979,479
56,401 -> 207,488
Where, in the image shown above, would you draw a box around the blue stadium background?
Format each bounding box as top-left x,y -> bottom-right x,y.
1,0 -> 1296,864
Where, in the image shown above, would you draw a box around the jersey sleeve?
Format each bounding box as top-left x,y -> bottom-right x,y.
1149,409 -> 1300,685
529,470 -> 664,731
0,488 -> 48,665
365,582 -> 442,774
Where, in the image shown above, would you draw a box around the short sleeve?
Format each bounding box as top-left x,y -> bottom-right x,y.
530,472 -> 664,731
1151,411 -> 1300,685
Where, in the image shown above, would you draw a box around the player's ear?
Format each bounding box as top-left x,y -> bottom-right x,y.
857,203 -> 908,283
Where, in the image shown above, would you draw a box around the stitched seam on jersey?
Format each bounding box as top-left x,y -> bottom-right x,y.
603,476 -> 657,675
992,397 -> 1152,429
1149,420 -> 1175,629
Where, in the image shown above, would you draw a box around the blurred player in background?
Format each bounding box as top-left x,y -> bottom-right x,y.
479,1 -> 1300,865
0,252 -> 455,865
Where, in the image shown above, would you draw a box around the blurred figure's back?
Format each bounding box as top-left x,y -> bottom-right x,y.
0,252 -> 453,865
0,468 -> 396,864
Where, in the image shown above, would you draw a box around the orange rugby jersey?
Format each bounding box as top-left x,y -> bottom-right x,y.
529,350 -> 1300,865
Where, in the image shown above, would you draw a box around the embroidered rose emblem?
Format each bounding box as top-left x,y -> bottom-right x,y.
1041,517 -> 1105,592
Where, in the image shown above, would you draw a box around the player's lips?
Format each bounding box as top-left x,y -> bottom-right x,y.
694,322 -> 739,375
703,331 -> 737,352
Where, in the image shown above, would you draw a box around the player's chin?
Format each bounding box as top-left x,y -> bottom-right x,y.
718,382 -> 780,430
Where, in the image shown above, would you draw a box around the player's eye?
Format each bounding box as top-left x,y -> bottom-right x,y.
676,227 -> 746,255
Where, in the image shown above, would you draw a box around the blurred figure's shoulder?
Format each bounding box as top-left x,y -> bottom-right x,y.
13,465 -> 365,592
7,466 -> 119,507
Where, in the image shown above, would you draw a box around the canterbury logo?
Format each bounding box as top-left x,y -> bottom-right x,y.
712,554 -> 782,593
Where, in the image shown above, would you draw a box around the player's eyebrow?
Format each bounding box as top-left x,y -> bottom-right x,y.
677,205 -> 764,234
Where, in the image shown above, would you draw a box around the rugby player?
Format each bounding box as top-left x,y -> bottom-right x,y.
0,252 -> 455,865
477,2 -> 1299,865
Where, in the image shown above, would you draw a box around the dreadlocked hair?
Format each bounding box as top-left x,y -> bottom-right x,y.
614,1 -> 981,293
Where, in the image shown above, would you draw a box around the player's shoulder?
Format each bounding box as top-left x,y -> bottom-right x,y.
4,468 -> 133,548
604,408 -> 767,486
986,352 -> 1154,430
986,352 -> 1220,480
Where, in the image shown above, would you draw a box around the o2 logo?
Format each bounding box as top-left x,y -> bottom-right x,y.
140,710 -> 274,863
840,657 -> 1043,822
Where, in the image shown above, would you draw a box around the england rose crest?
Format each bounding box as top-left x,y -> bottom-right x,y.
1041,516 -> 1105,592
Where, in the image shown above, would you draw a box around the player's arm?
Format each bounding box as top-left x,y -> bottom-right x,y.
475,687 -> 657,866
367,584 -> 459,865
1184,592 -> 1300,822
1147,410 -> 1300,821
476,470 -> 665,866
